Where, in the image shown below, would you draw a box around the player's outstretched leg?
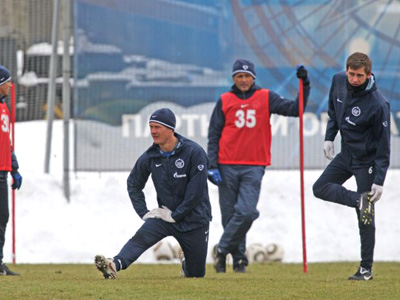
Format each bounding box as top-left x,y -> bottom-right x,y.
95,254 -> 117,279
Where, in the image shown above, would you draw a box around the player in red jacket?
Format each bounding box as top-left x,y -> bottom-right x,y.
207,59 -> 310,273
0,65 -> 22,276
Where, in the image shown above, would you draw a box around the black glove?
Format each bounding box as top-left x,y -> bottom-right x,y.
296,65 -> 310,86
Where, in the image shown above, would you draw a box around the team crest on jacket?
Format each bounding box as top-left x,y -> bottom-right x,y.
351,107 -> 361,117
175,158 -> 184,168
198,165 -> 204,171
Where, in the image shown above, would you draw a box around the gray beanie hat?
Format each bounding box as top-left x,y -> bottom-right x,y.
232,59 -> 256,79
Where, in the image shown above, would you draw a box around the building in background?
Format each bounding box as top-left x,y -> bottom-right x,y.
0,0 -> 70,122
0,0 -> 399,171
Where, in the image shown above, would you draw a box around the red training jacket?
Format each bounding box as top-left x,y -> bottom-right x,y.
218,89 -> 272,166
0,102 -> 12,171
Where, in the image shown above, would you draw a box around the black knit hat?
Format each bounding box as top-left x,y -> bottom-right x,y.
149,108 -> 176,130
0,66 -> 11,86
232,59 -> 256,79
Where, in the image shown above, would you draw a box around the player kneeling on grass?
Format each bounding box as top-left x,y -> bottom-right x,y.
95,108 -> 212,279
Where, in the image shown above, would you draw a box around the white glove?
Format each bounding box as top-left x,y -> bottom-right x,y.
142,209 -> 158,221
151,206 -> 176,223
323,141 -> 335,160
369,184 -> 383,203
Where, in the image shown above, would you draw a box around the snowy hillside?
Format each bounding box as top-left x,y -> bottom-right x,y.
3,121 -> 399,265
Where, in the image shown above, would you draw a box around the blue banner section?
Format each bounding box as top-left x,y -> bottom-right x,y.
74,0 -> 400,171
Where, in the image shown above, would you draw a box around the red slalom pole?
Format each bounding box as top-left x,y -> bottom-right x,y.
298,79 -> 308,273
11,83 -> 16,265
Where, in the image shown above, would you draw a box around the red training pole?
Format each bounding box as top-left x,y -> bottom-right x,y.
11,83 -> 16,265
298,79 -> 308,273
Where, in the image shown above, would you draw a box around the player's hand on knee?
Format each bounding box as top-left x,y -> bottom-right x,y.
369,184 -> 383,203
143,209 -> 158,221
323,141 -> 334,160
150,206 -> 176,223
157,206 -> 175,223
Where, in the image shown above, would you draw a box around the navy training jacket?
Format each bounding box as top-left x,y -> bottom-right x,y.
127,133 -> 212,232
325,72 -> 391,185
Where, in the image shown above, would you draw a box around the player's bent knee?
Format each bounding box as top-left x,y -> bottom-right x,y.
236,209 -> 259,222
245,211 -> 259,222
312,180 -> 324,198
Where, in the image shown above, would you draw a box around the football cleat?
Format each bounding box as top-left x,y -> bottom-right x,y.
359,192 -> 374,225
348,266 -> 373,281
214,250 -> 226,273
233,260 -> 247,273
95,255 -> 117,279
0,263 -> 20,276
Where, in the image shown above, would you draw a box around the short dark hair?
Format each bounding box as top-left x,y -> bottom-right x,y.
346,52 -> 372,75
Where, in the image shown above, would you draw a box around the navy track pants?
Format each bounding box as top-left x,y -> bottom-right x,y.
313,152 -> 376,270
217,164 -> 265,269
0,172 -> 9,264
115,218 -> 209,277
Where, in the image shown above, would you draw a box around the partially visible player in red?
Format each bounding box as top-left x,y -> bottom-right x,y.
0,65 -> 22,276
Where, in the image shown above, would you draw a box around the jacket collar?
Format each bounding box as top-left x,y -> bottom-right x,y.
346,73 -> 377,96
229,83 -> 262,100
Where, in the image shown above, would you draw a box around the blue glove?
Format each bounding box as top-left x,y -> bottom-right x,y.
207,169 -> 222,186
11,172 -> 22,190
296,65 -> 310,86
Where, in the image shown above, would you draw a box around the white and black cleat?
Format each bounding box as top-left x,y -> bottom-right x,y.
95,254 -> 117,279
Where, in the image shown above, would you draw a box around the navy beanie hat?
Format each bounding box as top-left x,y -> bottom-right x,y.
232,59 -> 256,79
149,108 -> 176,131
0,66 -> 11,86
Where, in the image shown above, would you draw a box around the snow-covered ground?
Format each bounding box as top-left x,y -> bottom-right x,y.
3,120 -> 400,264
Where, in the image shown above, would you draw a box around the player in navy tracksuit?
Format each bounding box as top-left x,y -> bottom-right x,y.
207,59 -> 310,273
313,52 -> 391,281
0,66 -> 22,276
95,108 -> 212,279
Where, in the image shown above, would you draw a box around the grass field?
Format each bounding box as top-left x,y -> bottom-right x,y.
1,262 -> 399,299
